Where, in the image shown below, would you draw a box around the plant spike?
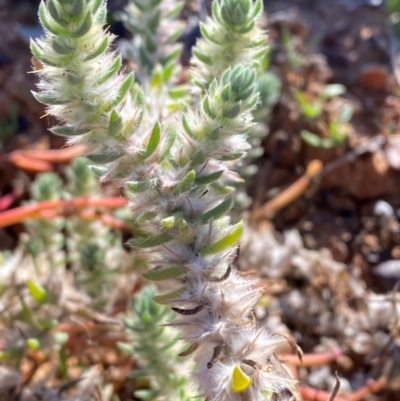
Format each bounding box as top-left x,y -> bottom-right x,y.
32,1 -> 300,400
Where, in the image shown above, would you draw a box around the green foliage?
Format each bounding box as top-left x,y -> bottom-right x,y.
116,0 -> 184,83
119,286 -> 196,401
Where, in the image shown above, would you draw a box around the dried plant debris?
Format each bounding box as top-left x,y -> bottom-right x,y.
241,225 -> 400,397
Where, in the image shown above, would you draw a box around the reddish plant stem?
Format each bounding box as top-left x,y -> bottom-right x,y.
0,146 -> 86,172
300,377 -> 387,401
0,188 -> 23,212
280,349 -> 342,367
251,159 -> 323,222
0,197 -> 128,227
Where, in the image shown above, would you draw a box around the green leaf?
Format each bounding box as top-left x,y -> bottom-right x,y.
182,114 -> 195,136
108,109 -> 123,137
105,72 -> 134,110
98,55 -> 122,85
168,85 -> 189,99
117,342 -> 134,354
200,221 -> 244,256
47,0 -> 65,26
200,23 -> 222,45
166,2 -> 184,18
142,122 -> 161,159
338,103 -> 354,123
172,170 -> 195,194
84,35 -> 109,61
198,196 -> 233,224
150,65 -> 164,90
159,124 -> 177,162
165,26 -> 184,44
126,179 -> 157,192
153,288 -> 185,304
26,338 -> 40,350
88,165 -> 108,177
296,91 -> 323,119
249,0 -> 263,19
222,103 -> 241,118
321,84 -> 346,100
300,130 -> 335,149
143,265 -> 186,281
53,332 -> 69,345
86,151 -> 124,163
72,12 -> 92,37
69,0 -> 85,17
32,92 -> 69,106
50,125 -> 88,136
52,38 -> 74,54
220,152 -> 243,161
194,170 -> 224,185
203,97 -> 218,119
129,233 -> 172,248
27,279 -> 48,303
67,73 -> 83,85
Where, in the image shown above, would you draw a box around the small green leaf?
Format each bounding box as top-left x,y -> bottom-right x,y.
200,23 -> 221,45
195,170 -> 224,185
321,84 -> 346,100
72,12 -> 92,37
98,55 -> 122,85
53,332 -> 69,345
153,288 -> 185,304
129,233 -> 172,248
108,109 -> 123,137
182,114 -> 195,136
88,165 -> 108,177
300,130 -> 335,149
33,92 -> 69,106
84,35 -> 109,61
165,26 -> 184,44
143,265 -> 186,281
26,338 -> 40,350
67,73 -> 83,85
117,342 -> 134,354
27,279 -> 48,303
168,85 -> 189,99
198,196 -> 233,224
220,152 -> 243,161
47,0 -> 65,26
86,151 -> 123,164
172,170 -> 195,194
69,0 -> 85,17
105,72 -> 134,110
222,103 -> 241,118
52,38 -> 74,55
50,125 -> 88,136
142,122 -> 161,159
126,178 -> 157,193
166,2 -> 184,18
200,221 -> 244,256
159,124 -> 177,162
150,65 -> 164,90
203,97 -> 218,119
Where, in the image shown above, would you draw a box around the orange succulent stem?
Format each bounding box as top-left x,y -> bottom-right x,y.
252,159 -> 323,221
0,146 -> 86,173
280,349 -> 342,367
9,153 -> 53,172
0,197 -> 128,228
300,386 -> 346,401
17,145 -> 85,163
300,377 -> 387,401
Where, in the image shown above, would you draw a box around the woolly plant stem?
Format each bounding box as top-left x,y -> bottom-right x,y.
31,1 -> 300,400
